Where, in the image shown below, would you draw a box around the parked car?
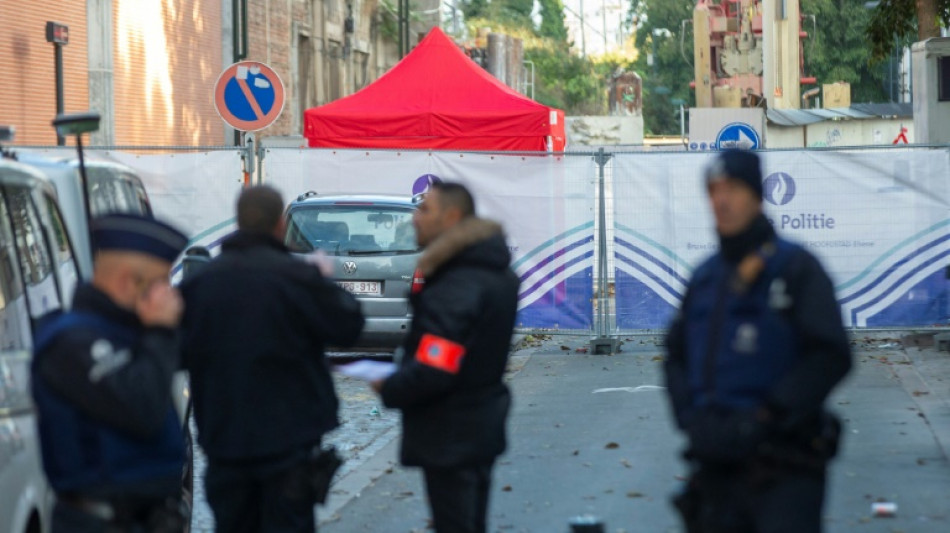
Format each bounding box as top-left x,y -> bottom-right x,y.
284,193 -> 422,351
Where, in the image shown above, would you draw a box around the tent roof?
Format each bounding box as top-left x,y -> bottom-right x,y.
303,27 -> 564,151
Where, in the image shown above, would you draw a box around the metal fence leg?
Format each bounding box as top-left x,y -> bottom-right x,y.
591,147 -> 618,355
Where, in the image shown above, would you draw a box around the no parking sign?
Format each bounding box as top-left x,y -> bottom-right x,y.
214,62 -> 285,131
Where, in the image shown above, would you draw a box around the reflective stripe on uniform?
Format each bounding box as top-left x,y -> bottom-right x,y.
415,333 -> 466,374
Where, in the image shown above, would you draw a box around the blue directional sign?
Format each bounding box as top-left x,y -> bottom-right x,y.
715,122 -> 760,150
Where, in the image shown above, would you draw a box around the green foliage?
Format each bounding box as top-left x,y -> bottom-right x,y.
460,0 -> 489,20
464,12 -> 636,115
538,0 -> 569,42
803,0 -> 889,103
628,1 -> 694,135
866,0 -> 950,62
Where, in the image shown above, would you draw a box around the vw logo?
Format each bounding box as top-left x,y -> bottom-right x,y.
763,172 -> 796,206
342,261 -> 357,275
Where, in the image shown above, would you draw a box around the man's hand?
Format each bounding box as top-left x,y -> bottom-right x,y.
136,283 -> 184,328
370,379 -> 385,394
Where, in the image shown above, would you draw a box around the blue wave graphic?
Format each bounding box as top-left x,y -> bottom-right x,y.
840,233 -> 950,306
614,253 -> 683,303
850,247 -> 950,325
518,236 -> 594,283
518,250 -> 595,301
614,238 -> 690,289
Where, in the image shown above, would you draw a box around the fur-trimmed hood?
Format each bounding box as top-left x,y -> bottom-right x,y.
416,217 -> 509,277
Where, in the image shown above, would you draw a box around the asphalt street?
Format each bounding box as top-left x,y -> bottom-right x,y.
191,334 -> 950,532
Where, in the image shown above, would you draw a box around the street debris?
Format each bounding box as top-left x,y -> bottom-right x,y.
592,385 -> 665,394
605,442 -> 619,449
871,501 -> 897,517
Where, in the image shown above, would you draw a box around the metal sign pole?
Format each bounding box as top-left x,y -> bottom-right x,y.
591,148 -> 618,354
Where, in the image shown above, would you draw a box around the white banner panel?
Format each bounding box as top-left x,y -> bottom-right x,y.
102,150 -> 245,277
265,149 -> 596,329
613,148 -> 950,329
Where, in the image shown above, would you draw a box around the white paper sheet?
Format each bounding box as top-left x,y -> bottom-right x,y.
333,360 -> 397,381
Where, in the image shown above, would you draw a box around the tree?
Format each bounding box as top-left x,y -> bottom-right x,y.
867,0 -> 950,61
538,0 -> 569,41
802,0 -> 889,103
460,0 -> 489,20
628,1 -> 695,135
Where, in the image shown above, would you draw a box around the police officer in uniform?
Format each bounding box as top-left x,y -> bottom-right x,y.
372,182 -> 520,533
32,213 -> 189,532
664,150 -> 852,533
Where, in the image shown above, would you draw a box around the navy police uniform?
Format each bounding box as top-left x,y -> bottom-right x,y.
32,214 -> 189,532
380,218 -> 519,533
664,151 -> 852,533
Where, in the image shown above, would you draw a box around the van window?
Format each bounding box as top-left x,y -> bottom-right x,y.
0,187 -> 30,351
87,168 -> 150,217
43,194 -> 79,305
7,186 -> 61,318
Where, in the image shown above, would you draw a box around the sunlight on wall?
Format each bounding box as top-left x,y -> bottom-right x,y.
116,1 -> 175,130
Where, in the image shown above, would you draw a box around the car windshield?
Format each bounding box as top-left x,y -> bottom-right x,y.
285,204 -> 419,255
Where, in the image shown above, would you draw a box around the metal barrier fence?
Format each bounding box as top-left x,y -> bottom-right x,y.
17,143 -> 950,342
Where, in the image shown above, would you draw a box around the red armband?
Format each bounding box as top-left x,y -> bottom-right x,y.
415,333 -> 466,374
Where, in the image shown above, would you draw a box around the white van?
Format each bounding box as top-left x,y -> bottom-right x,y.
0,153 -> 82,533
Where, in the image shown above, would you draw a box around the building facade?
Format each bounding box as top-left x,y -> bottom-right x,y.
1,0 -> 433,146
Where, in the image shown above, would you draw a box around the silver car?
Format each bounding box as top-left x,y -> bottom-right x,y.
284,193 -> 421,350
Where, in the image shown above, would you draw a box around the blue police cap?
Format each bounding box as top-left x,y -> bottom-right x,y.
91,213 -> 188,263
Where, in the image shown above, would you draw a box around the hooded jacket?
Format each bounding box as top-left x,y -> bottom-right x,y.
381,218 -> 520,468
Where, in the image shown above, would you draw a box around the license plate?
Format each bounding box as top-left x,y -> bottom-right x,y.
337,281 -> 382,296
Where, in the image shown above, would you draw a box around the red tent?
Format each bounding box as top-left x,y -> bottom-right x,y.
303,27 -> 565,151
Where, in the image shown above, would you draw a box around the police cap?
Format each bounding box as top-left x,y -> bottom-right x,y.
91,213 -> 188,263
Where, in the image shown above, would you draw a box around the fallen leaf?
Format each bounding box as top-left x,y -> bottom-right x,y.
620,459 -> 632,468
605,442 -> 620,449
501,485 -> 512,492
572,450 -> 579,456
651,355 -> 664,362
626,491 -> 644,498
560,345 -> 571,351
576,347 -> 589,353
912,390 -> 930,397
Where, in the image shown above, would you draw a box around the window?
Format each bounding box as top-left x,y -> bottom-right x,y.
7,186 -> 60,318
286,205 -> 418,255
0,187 -> 32,352
939,56 -> 950,102
44,194 -> 80,305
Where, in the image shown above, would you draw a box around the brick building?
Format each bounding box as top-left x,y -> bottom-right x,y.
1,0 -> 437,146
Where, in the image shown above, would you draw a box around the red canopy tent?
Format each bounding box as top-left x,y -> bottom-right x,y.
303,27 -> 565,151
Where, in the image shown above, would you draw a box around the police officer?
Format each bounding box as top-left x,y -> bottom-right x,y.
32,213 -> 189,532
664,150 -> 852,533
180,186 -> 364,532
372,182 -> 520,533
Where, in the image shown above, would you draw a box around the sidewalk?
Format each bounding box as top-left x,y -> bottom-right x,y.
317,335 -> 950,533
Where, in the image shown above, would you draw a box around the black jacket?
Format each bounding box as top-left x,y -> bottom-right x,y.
181,231 -> 364,461
381,218 -> 520,468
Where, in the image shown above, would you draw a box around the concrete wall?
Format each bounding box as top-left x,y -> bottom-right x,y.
565,116 -> 645,147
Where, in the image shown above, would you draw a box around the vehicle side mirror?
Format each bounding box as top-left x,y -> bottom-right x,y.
181,246 -> 211,281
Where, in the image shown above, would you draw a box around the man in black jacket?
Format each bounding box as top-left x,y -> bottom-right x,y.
664,150 -> 852,533
373,182 -> 519,533
180,186 -> 364,533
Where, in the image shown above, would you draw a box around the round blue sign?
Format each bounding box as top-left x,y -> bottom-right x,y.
715,122 -> 760,150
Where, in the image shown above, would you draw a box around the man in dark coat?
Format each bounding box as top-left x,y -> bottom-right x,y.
373,181 -> 519,533
664,150 -> 852,533
32,213 -> 190,532
180,186 -> 364,533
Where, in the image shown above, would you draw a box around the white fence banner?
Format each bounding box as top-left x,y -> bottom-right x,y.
264,149 -> 596,329
613,148 -> 950,329
103,150 -> 245,276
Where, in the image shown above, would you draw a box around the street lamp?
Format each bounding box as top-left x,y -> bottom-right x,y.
52,111 -> 101,242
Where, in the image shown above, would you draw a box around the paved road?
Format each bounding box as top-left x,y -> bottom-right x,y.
192,334 -> 950,532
